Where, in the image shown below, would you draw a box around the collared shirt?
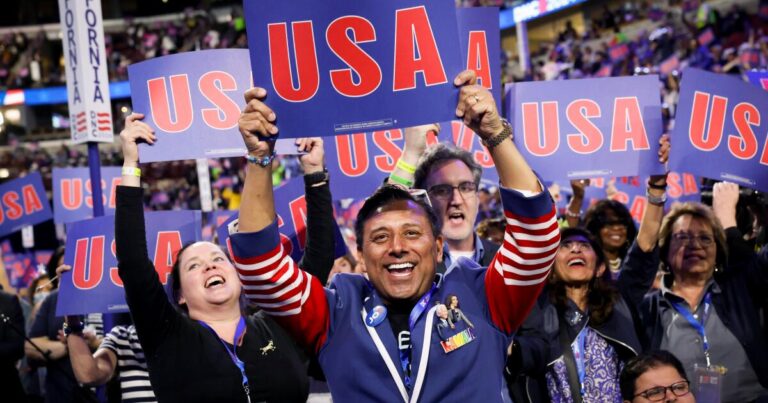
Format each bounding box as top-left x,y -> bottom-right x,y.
659,275 -> 766,402
442,233 -> 485,271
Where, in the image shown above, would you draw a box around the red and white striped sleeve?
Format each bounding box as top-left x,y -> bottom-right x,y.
227,219 -> 329,354
485,187 -> 560,335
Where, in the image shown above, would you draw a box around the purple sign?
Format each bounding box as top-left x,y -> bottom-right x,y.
747,71 -> 768,90
0,173 -> 53,238
325,121 -> 499,199
2,249 -> 52,291
52,167 -> 122,224
128,49 -> 254,163
579,172 -> 700,225
513,75 -> 664,181
670,68 -> 768,191
243,0 -> 463,138
217,179 -> 347,262
56,210 -> 202,315
456,7 -> 501,110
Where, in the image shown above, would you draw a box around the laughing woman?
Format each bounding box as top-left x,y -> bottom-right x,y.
114,113 -> 309,403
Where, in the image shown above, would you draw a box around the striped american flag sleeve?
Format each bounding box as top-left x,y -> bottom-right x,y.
227,219 -> 330,352
485,186 -> 560,335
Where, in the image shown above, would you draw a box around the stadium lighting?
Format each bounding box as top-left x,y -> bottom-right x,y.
0,169 -> 9,179
4,108 -> 21,124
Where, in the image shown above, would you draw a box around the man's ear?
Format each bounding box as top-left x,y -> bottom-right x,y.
435,234 -> 444,263
357,247 -> 367,273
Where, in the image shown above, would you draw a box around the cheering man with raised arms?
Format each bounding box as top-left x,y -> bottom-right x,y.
227,70 -> 560,402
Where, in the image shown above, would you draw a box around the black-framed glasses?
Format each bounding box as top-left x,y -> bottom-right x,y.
635,380 -> 690,401
671,232 -> 715,247
427,181 -> 478,199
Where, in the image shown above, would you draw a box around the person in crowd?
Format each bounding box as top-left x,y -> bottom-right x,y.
27,249 -> 102,403
327,254 -> 362,285
620,350 -> 695,403
27,274 -> 54,326
476,216 -> 506,245
229,69 -> 560,401
391,121 -> 551,401
52,264 -> 156,403
620,182 -> 768,401
0,287 -> 26,402
114,113 -> 310,403
509,136 -> 669,402
568,180 -> 639,282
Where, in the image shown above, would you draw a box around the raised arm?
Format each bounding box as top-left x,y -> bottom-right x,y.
114,113 -> 178,354
454,70 -> 559,334
228,88 -> 330,354
618,135 -> 669,308
296,138 -> 336,285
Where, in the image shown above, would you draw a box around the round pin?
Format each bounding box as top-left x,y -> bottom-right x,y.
366,305 -> 387,327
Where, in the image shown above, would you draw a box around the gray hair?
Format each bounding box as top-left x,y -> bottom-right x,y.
413,143 -> 482,189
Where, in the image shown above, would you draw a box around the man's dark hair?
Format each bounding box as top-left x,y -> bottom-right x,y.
619,350 -> 689,399
413,143 -> 482,190
355,185 -> 442,250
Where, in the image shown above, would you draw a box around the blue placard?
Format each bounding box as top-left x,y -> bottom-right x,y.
217,179 -> 348,262
456,7 -> 501,111
56,210 -> 202,316
512,75 -> 664,181
325,121 -> 500,200
0,173 -> 53,238
244,0 -> 463,138
52,167 -> 122,224
747,71 -> 768,90
670,68 -> 768,191
128,49 -> 253,163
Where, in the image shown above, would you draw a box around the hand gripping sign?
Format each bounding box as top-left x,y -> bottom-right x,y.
56,210 -> 202,316
52,167 -> 122,224
670,68 -> 768,191
243,0 -> 463,138
0,173 -> 53,238
512,75 -> 664,181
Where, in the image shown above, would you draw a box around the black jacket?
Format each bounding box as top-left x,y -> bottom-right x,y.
618,228 -> 768,389
0,290 -> 25,402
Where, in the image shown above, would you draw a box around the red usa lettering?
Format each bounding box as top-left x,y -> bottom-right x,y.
74,232 -> 183,289
0,186 -> 44,225
688,91 -> 767,164
60,177 -> 122,210
147,71 -> 241,133
267,6 -> 447,102
521,98 -> 650,157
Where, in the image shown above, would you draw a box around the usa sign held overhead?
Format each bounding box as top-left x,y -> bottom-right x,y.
670,68 -> 768,191
56,210 -> 201,316
513,75 -> 664,181
244,0 -> 463,138
52,167 -> 122,223
0,173 -> 53,239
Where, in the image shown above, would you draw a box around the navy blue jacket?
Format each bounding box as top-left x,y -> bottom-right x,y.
618,228 -> 768,389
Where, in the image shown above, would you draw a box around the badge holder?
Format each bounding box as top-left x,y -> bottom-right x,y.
693,354 -> 726,403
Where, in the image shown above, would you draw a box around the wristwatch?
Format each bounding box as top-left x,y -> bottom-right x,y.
481,120 -> 512,150
304,168 -> 329,186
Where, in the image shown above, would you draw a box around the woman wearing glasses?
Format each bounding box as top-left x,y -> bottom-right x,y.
620,183 -> 768,402
620,350 -> 694,402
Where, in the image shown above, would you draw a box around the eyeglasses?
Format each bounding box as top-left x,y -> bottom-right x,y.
427,181 -> 478,200
635,380 -> 690,401
560,240 -> 593,252
671,232 -> 715,247
408,188 -> 432,208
